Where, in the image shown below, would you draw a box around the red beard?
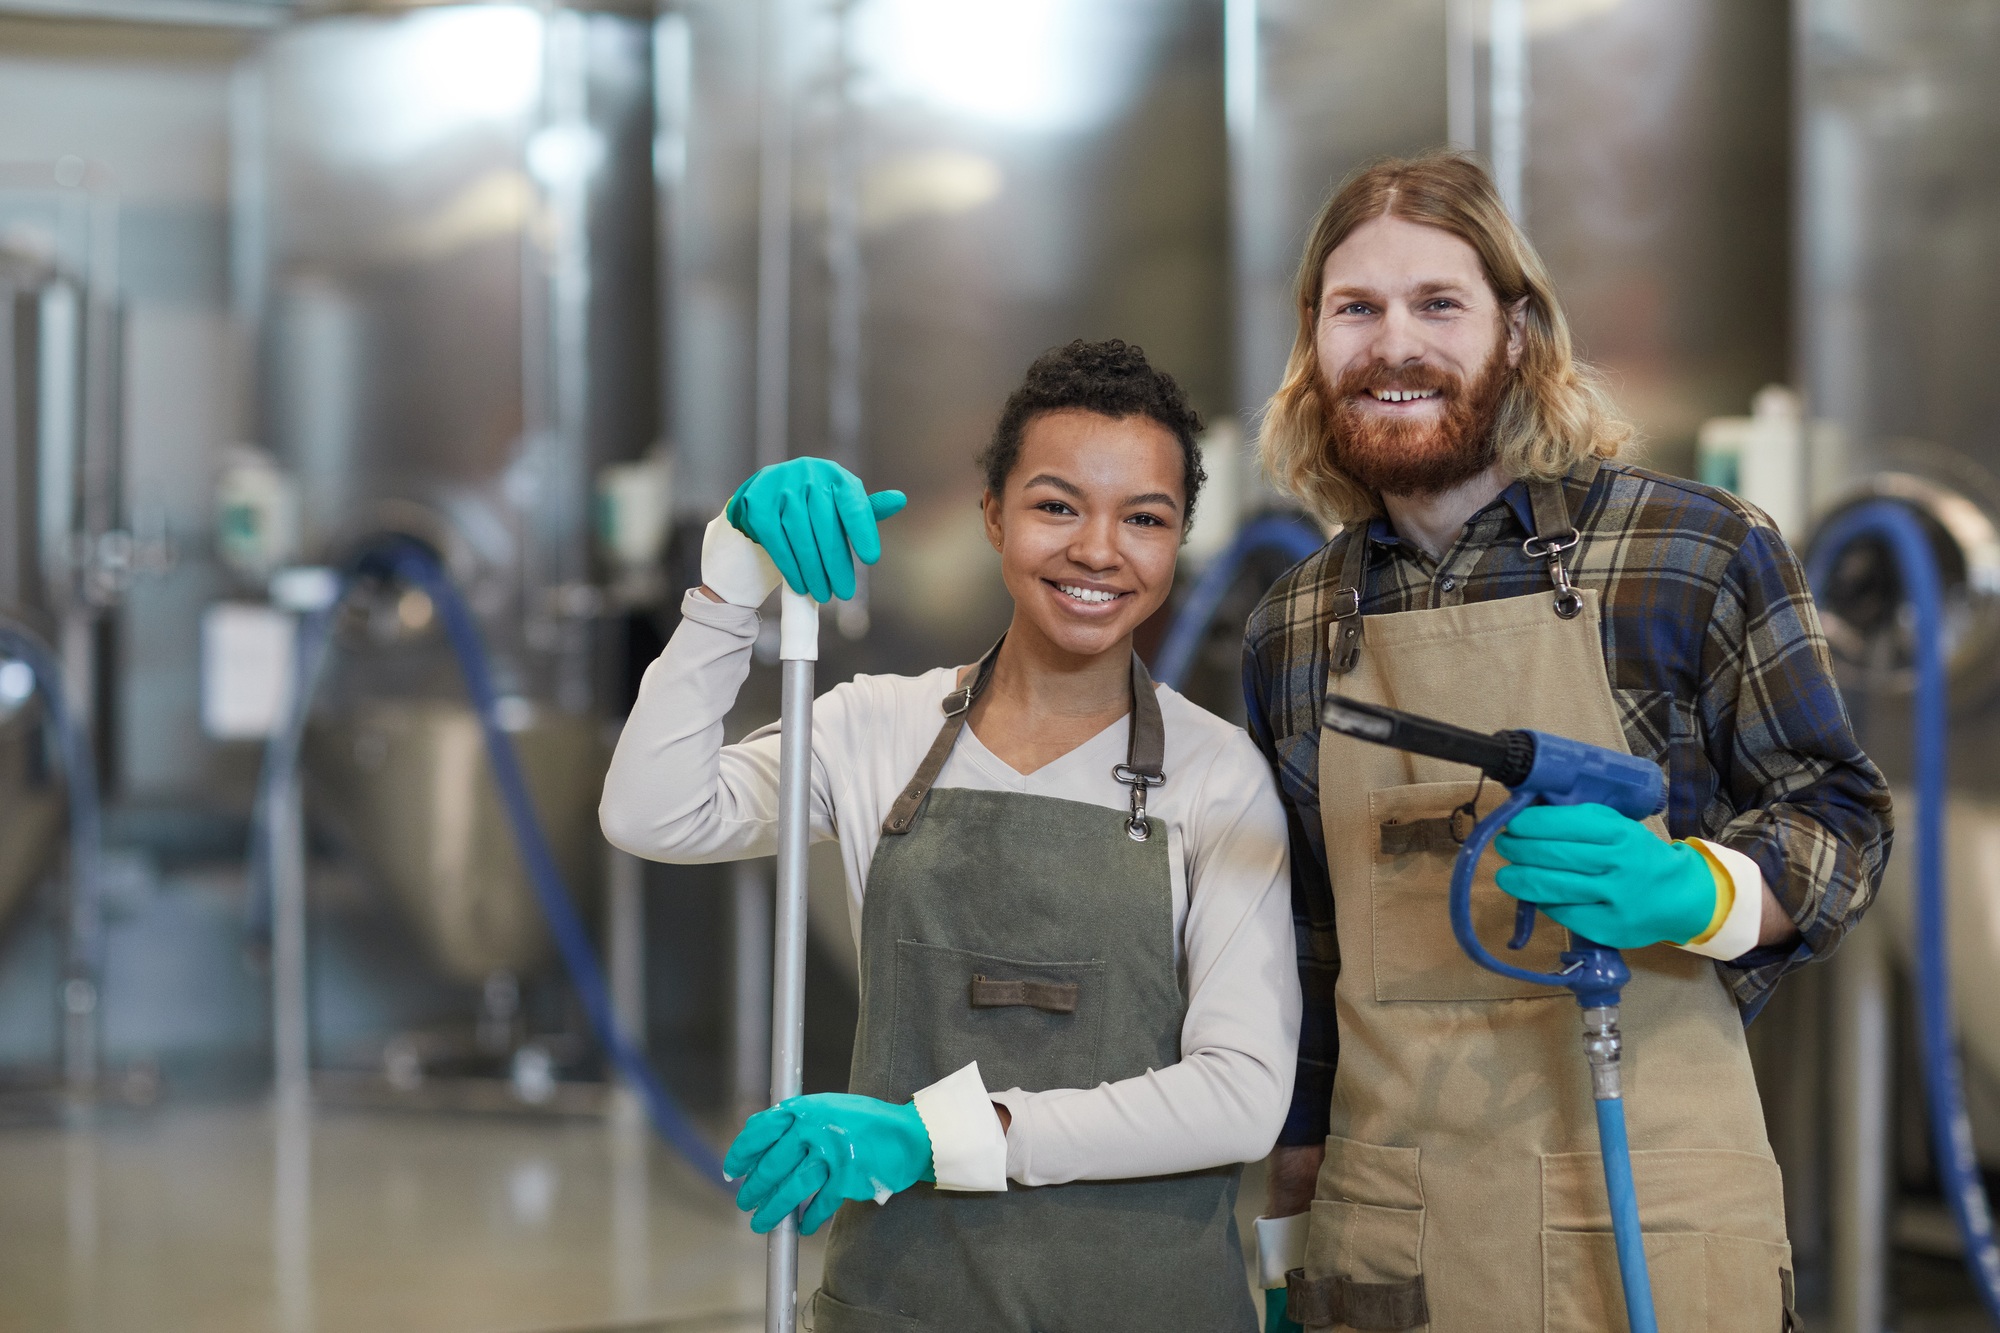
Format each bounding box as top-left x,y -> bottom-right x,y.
1321,338 -> 1513,499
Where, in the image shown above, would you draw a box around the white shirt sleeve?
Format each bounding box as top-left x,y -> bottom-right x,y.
912,1062 -> 1009,1192
598,588 -> 842,862
990,726 -> 1300,1186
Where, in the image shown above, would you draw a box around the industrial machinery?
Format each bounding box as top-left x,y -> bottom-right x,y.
0,159 -> 138,1098
241,1 -> 662,1099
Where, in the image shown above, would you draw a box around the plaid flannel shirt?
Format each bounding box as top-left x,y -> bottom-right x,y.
1243,459 -> 1893,1147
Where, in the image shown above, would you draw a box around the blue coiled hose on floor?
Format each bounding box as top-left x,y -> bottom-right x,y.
1808,500 -> 2000,1323
0,617 -> 102,1079
255,543 -> 727,1187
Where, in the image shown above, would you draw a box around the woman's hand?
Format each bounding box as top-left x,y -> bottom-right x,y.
723,1092 -> 935,1235
726,458 -> 907,603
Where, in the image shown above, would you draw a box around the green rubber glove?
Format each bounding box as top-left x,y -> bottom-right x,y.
723,1092 -> 935,1236
1493,802 -> 1720,949
724,458 -> 907,603
1265,1286 -> 1302,1333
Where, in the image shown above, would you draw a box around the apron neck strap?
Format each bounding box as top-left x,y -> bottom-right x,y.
1330,463 -> 1602,675
1116,651 -> 1167,842
1523,473 -> 1585,620
881,639 -> 1168,839
1327,524 -> 1370,676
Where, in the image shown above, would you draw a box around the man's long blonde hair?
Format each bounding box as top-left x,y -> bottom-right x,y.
1260,151 -> 1633,526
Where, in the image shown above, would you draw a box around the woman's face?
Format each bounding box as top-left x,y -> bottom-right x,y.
982,408 -> 1185,663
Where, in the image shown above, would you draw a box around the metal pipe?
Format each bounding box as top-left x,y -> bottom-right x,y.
1828,915 -> 1891,1333
1488,0 -> 1528,221
270,731 -> 310,1111
608,848 -> 646,1072
754,0 -> 794,471
733,859 -> 773,1126
0,0 -> 282,25
767,648 -> 814,1333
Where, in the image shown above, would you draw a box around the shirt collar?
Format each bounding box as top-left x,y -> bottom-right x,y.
1362,477 -> 1540,549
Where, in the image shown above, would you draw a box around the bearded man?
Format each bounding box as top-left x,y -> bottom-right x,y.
1241,152 -> 1890,1332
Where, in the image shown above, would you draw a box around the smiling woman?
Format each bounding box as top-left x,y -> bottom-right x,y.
600,338 -> 1301,1332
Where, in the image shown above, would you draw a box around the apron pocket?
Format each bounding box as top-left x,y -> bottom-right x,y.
1299,1137 -> 1429,1330
809,1287 -> 921,1332
1541,1148 -> 1790,1333
1368,782 -> 1569,1003
889,940 -> 1106,1098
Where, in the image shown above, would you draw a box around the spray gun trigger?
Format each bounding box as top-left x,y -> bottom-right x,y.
1508,900 -> 1539,951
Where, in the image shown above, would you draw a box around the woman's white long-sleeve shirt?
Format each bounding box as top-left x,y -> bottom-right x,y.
600,590 -> 1301,1188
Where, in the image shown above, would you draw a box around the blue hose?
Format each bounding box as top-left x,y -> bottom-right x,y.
0,618 -> 102,1067
255,545 -> 728,1187
1595,1097 -> 1657,1331
1153,515 -> 1325,690
1808,499 -> 2000,1322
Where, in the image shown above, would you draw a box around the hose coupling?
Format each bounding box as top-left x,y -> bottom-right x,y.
1581,1004 -> 1623,1101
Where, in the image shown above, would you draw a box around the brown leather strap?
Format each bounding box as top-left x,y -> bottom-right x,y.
1378,813 -> 1470,856
881,638 -> 1004,836
969,974 -> 1080,1014
1327,526 -> 1368,677
1285,1269 -> 1429,1330
881,640 -> 1169,838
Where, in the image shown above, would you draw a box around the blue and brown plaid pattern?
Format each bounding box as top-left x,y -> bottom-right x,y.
1243,460 -> 1893,1146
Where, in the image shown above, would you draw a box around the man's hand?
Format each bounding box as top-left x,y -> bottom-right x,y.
1494,803 -> 1721,949
1265,1143 -> 1325,1219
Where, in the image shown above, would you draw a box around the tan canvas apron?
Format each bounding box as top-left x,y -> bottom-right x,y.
1291,473 -> 1796,1332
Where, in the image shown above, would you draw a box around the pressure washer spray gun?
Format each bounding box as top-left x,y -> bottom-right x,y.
1322,694 -> 1666,1333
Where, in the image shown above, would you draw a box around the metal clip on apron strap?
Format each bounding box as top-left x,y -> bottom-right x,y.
1524,467 -> 1591,620
879,638 -> 1167,841
1285,1269 -> 1430,1330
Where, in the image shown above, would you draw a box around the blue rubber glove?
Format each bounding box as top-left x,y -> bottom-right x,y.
725,458 -> 907,603
723,1092 -> 935,1236
1493,803 -> 1721,949
1265,1287 -> 1302,1333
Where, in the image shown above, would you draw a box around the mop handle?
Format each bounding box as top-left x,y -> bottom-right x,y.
768,588 -> 819,1333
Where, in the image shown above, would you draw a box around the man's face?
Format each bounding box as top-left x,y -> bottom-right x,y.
1313,214 -> 1526,497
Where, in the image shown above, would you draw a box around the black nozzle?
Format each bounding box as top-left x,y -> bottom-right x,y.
1321,694 -> 1535,786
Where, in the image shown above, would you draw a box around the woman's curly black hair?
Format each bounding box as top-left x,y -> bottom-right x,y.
978,339 -> 1207,535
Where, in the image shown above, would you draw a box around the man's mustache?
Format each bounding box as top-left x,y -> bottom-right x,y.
1327,361 -> 1461,402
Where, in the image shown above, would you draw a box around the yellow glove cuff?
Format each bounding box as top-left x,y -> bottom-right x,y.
1683,840 -> 1734,946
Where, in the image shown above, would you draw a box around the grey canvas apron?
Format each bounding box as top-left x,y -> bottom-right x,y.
1288,467 -> 1796,1332
810,643 -> 1254,1333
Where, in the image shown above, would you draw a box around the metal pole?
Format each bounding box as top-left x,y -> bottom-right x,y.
608,847 -> 646,1086
767,588 -> 816,1333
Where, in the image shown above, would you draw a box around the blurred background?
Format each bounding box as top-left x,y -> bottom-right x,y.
0,0 -> 1993,1329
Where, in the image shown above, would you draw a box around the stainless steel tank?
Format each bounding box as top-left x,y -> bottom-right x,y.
0,187 -> 122,937
667,0 -> 1231,670
252,2 -> 657,983
1233,0 -> 1792,474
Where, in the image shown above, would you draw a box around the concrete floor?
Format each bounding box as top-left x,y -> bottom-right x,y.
0,1095 -> 1271,1333
0,1098 -> 799,1333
